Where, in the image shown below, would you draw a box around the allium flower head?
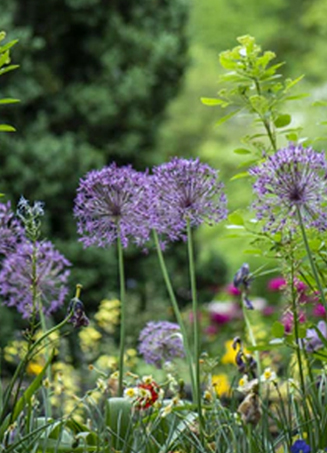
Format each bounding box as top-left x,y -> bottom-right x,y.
150,158 -> 227,240
0,240 -> 71,318
0,201 -> 25,256
138,321 -> 185,368
74,163 -> 150,248
250,144 -> 327,232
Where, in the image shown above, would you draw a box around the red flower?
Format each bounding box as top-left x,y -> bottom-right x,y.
136,380 -> 160,409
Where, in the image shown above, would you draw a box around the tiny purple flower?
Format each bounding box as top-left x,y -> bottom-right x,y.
138,321 -> 185,368
0,201 -> 25,256
74,163 -> 151,248
290,439 -> 311,453
0,240 -> 71,318
150,157 -> 227,241
303,320 -> 327,352
249,144 -> 327,233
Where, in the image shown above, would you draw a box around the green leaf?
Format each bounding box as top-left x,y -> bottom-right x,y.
12,351 -> 54,422
243,249 -> 262,256
233,148 -> 252,155
284,93 -> 309,101
0,124 -> 16,132
247,341 -> 284,351
230,171 -> 250,181
274,114 -> 291,128
0,64 -> 19,75
285,132 -> 298,141
228,212 -> 245,226
201,97 -> 228,107
0,98 -> 19,104
0,39 -> 19,54
105,397 -> 132,451
271,321 -> 285,338
215,108 -> 242,126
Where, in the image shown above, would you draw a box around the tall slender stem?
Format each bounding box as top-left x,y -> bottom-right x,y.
153,230 -> 196,403
186,221 -> 203,432
242,306 -> 261,380
117,235 -> 126,397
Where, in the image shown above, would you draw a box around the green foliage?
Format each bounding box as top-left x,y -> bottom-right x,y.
0,31 -> 19,133
0,0 -> 189,307
202,35 -> 307,153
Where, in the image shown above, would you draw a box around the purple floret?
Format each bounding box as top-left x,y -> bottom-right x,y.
249,144 -> 327,233
74,163 -> 151,248
0,201 -> 25,256
149,157 -> 227,241
138,321 -> 185,368
0,240 -> 71,318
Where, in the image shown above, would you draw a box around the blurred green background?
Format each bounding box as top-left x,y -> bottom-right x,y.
1,0 -> 327,346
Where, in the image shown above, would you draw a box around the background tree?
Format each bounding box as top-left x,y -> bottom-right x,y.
0,0 -> 190,308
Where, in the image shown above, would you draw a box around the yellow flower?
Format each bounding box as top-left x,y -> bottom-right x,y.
78,325 -> 102,353
94,299 -> 120,333
221,340 -> 249,365
26,361 -> 44,376
212,374 -> 230,396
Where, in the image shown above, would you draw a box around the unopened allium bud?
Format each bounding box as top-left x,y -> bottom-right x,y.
67,285 -> 89,328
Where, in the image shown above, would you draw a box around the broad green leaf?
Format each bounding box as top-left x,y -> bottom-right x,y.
271,321 -> 285,338
0,124 -> 16,132
105,397 -> 132,451
285,132 -> 298,141
274,114 -> 291,128
228,212 -> 245,226
233,148 -> 252,155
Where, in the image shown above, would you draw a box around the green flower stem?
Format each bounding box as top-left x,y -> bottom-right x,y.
38,307 -> 52,418
288,239 -> 311,431
153,230 -> 196,404
296,206 -> 327,314
242,305 -> 261,380
117,234 -> 126,397
186,220 -> 203,433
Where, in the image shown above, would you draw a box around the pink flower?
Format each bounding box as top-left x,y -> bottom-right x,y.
226,284 -> 241,296
313,303 -> 326,317
267,277 -> 286,292
281,311 -> 306,334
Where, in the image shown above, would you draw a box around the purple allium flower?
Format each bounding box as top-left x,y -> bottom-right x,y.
290,439 -> 311,453
0,201 -> 25,256
303,320 -> 327,352
138,321 -> 185,368
150,157 -> 227,241
0,240 -> 71,318
74,163 -> 151,248
249,144 -> 327,232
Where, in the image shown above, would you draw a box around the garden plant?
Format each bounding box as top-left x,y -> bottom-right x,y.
2,32 -> 327,453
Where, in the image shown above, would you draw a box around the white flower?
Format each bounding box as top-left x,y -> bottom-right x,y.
260,367 -> 277,383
